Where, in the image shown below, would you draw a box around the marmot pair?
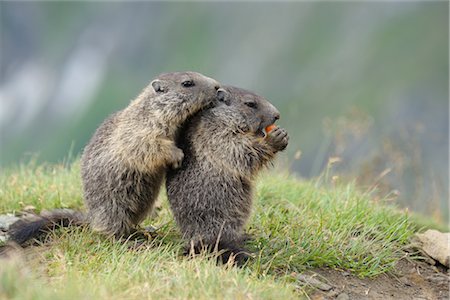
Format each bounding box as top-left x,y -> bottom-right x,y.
7,72 -> 288,265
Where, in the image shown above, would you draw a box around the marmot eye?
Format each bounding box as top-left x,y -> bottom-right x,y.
181,80 -> 195,87
245,102 -> 257,108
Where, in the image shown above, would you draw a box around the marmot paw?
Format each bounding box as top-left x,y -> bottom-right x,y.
266,127 -> 289,151
170,147 -> 185,169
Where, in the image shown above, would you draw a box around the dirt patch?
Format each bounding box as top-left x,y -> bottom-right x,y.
304,260 -> 449,300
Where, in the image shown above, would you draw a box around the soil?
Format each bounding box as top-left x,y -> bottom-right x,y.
305,260 -> 449,300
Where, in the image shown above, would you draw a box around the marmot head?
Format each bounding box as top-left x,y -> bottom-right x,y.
150,71 -> 222,114
213,85 -> 280,137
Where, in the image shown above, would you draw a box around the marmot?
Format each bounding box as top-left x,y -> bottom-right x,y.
166,86 -> 289,265
8,71 -> 223,244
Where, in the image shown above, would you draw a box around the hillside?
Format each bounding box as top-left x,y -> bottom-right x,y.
0,161 -> 448,299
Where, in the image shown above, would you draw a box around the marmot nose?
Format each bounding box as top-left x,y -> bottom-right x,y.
274,113 -> 280,121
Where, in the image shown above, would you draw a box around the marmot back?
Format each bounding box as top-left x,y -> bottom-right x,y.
166,86 -> 289,265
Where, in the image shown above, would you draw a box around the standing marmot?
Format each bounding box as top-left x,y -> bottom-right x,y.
8,71 -> 223,244
166,86 -> 289,265
82,71 -> 222,238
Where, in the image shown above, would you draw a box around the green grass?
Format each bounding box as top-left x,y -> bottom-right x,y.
0,160 -> 83,214
0,160 -> 431,299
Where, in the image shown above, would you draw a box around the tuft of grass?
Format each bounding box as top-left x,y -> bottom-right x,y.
251,173 -> 414,277
0,159 -> 83,213
0,160 -> 433,299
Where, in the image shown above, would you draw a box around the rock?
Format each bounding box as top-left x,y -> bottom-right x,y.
23,205 -> 36,213
416,230 -> 450,268
336,293 -> 350,300
297,273 -> 333,291
0,214 -> 20,231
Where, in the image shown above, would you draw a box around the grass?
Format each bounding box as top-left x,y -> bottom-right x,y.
0,159 -> 433,299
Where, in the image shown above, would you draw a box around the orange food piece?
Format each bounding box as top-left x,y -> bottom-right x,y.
265,124 -> 277,133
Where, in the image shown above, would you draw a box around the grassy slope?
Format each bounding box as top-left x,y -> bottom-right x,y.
0,160 -> 425,299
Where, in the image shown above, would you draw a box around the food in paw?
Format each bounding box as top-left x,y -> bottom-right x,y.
265,124 -> 277,134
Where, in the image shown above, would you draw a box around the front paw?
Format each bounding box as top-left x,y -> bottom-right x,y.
265,127 -> 289,151
170,148 -> 184,169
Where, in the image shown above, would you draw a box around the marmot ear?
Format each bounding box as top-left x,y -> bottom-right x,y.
217,88 -> 230,105
151,80 -> 166,93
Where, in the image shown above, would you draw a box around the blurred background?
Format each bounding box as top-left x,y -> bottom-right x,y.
1,2 -> 448,224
